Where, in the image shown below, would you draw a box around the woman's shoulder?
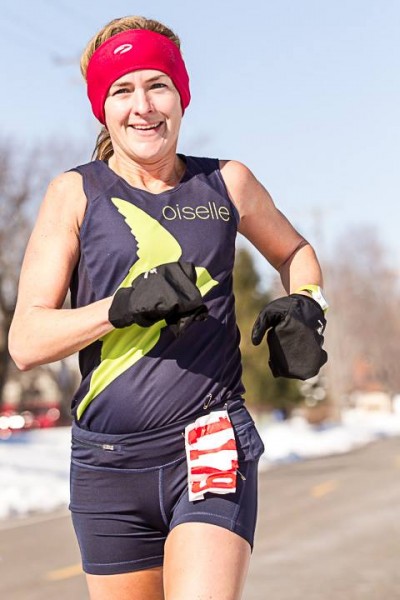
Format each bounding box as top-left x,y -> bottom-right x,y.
218,160 -> 277,224
45,169 -> 86,204
41,169 -> 87,228
45,159 -> 109,210
48,168 -> 85,190
218,160 -> 259,205
219,159 -> 255,185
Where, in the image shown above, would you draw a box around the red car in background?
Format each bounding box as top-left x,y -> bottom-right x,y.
0,404 -> 61,439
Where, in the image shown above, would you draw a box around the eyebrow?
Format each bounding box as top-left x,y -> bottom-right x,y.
109,74 -> 168,89
146,74 -> 169,83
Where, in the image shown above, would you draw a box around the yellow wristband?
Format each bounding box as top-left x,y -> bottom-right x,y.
295,284 -> 329,313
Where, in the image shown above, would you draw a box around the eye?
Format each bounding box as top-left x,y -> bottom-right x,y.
111,87 -> 131,96
150,82 -> 167,90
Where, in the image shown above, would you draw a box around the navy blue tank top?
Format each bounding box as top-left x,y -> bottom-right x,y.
70,156 -> 245,433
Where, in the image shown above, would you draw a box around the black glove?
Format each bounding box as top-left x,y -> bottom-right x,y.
109,261 -> 208,336
251,294 -> 327,380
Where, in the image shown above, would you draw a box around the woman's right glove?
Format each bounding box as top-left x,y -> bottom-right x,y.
108,261 -> 208,336
251,294 -> 327,380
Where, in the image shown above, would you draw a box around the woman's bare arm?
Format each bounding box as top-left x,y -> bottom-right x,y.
220,160 -> 323,293
8,171 -> 114,370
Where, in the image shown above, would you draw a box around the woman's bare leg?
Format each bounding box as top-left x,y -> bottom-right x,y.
163,523 -> 251,600
85,566 -> 164,600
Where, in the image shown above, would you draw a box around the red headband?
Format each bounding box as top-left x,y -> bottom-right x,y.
86,29 -> 191,124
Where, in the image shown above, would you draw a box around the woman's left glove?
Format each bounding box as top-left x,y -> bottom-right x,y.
108,261 -> 208,336
251,294 -> 327,380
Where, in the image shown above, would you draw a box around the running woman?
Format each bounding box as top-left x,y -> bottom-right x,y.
9,16 -> 327,600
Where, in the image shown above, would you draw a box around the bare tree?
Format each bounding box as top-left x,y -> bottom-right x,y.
324,226 -> 400,404
0,137 -> 89,414
0,141 -> 41,403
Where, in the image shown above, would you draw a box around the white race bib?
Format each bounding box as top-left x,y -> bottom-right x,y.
185,409 -> 238,501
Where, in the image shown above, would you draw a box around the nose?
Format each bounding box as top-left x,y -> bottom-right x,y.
131,88 -> 153,115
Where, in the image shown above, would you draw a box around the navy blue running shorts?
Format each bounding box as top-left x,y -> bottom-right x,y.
69,400 -> 265,575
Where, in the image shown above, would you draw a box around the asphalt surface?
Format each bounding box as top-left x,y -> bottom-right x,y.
0,436 -> 399,600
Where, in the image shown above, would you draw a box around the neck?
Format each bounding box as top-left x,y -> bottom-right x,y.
107,151 -> 186,194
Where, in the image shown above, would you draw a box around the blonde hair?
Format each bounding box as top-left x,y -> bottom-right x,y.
81,16 -> 181,162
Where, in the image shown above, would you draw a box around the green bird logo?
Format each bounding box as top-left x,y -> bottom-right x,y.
77,198 -> 219,419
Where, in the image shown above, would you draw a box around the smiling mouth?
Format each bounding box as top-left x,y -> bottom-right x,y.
130,122 -> 163,131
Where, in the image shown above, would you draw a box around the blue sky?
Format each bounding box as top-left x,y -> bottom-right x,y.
2,0 -> 399,274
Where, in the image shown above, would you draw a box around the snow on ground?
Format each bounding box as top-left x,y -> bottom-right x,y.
0,427 -> 71,521
1,410 -> 400,521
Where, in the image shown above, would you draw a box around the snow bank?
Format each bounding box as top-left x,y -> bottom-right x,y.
1,410 -> 399,520
0,427 -> 71,520
260,409 -> 400,467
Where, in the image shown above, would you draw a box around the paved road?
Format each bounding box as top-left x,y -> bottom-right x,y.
248,436 -> 400,600
1,436 -> 399,599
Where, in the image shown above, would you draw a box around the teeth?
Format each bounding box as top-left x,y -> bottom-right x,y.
132,123 -> 160,130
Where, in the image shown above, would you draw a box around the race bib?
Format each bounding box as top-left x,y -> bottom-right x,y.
185,409 -> 238,501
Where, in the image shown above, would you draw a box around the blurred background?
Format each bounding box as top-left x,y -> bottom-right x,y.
0,1 -> 399,598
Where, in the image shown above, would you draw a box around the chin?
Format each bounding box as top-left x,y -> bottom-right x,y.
129,143 -> 174,163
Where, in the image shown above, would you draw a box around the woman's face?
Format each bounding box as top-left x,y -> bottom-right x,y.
104,69 -> 183,164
